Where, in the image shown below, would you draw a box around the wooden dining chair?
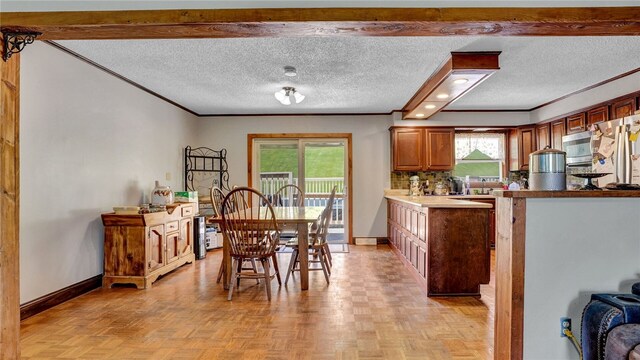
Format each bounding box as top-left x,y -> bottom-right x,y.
274,184 -> 305,207
221,187 -> 282,300
272,184 -> 305,244
210,186 -> 260,284
309,186 -> 337,268
284,188 -> 335,285
210,186 -> 225,218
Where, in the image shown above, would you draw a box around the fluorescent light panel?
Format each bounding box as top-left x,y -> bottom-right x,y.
402,52 -> 500,120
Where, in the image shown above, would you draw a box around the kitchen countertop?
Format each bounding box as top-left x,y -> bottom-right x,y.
493,190 -> 640,198
385,195 -> 493,209
446,194 -> 496,199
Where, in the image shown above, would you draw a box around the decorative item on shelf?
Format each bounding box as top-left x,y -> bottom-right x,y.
572,173 -> 611,190
434,181 -> 449,196
529,147 -> 566,191
151,180 -> 174,205
409,175 -> 421,196
149,204 -> 167,213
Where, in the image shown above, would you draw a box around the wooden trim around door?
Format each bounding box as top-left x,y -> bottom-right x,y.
248,133 -> 353,244
0,46 -> 21,360
2,7 -> 640,39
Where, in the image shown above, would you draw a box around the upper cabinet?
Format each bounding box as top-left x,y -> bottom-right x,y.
566,113 -> 586,134
587,105 -> 609,126
611,97 -> 637,119
425,129 -> 455,170
518,126 -> 536,171
550,119 -> 566,151
535,123 -> 551,150
390,127 -> 455,171
392,128 -> 424,171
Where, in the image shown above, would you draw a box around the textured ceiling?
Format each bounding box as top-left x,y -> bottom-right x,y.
56,36 -> 640,115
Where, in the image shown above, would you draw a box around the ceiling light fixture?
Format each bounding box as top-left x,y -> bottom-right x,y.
284,66 -> 297,77
402,52 -> 500,120
274,86 -> 305,105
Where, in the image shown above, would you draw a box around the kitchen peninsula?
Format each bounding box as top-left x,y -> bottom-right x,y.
385,194 -> 491,297
493,190 -> 640,360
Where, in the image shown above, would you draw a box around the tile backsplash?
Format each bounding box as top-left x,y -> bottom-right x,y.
390,171 -> 452,190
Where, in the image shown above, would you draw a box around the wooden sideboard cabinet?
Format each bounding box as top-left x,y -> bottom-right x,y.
101,203 -> 195,289
390,127 -> 455,171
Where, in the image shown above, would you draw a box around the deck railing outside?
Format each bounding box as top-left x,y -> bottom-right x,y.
259,172 -> 344,225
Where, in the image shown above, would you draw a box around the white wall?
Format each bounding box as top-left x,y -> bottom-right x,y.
19,42 -> 199,303
530,71 -> 640,123
523,198 -> 640,360
193,115 -> 392,238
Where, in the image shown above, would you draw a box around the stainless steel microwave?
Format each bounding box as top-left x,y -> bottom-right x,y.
562,131 -> 593,166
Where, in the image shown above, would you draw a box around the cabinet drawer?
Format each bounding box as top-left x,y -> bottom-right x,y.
181,205 -> 194,217
166,221 -> 179,232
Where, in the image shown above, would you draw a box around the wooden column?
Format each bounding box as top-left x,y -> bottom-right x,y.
494,197 -> 526,360
0,43 -> 21,359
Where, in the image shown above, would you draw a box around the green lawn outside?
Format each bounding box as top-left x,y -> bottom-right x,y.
260,147 -> 344,178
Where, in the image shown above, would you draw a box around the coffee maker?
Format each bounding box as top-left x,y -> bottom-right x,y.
448,177 -> 464,195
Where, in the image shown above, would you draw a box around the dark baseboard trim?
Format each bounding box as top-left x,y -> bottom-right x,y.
20,274 -> 103,320
377,237 -> 389,244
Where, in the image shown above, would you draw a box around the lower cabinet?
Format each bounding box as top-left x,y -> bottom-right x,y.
102,203 -> 195,289
467,198 -> 496,248
387,200 -> 490,296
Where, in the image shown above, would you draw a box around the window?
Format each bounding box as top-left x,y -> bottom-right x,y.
453,132 -> 506,180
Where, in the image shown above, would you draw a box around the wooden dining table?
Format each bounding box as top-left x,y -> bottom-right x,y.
209,206 -> 325,291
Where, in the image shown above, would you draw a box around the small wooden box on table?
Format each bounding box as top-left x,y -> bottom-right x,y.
101,203 -> 195,289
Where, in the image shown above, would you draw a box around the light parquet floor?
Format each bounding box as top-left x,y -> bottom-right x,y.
20,245 -> 495,360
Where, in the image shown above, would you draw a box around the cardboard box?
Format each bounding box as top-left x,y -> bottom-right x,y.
175,191 -> 198,202
175,191 -> 198,213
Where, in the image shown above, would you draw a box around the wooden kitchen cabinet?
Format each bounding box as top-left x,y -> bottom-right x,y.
587,105 -> 609,126
102,203 -> 195,289
518,126 -> 536,171
390,127 -> 455,171
611,97 -> 636,119
387,199 -> 490,296
425,128 -> 455,170
468,198 -> 496,248
535,123 -> 551,150
566,113 -> 586,134
392,128 -> 423,171
550,119 -> 566,150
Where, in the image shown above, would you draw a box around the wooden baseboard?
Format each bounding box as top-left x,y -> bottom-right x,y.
20,274 -> 102,320
376,237 -> 388,244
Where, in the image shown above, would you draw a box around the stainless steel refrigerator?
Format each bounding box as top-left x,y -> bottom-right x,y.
591,114 -> 640,186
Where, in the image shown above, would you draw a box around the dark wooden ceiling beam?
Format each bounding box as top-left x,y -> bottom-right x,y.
1,7 -> 640,40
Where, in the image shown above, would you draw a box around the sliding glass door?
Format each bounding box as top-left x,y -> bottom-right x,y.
253,138 -> 348,244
